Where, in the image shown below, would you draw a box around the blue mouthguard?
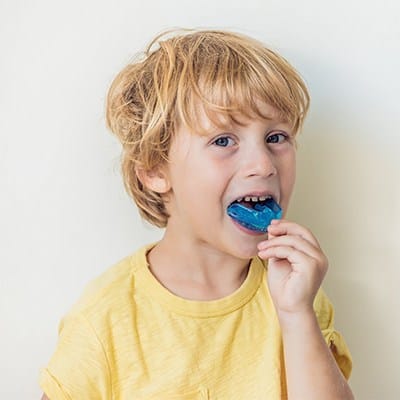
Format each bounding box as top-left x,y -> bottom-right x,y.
227,198 -> 282,232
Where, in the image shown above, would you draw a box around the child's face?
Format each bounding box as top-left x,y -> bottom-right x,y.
161,102 -> 296,259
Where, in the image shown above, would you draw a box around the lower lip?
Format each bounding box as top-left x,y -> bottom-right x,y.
230,218 -> 267,236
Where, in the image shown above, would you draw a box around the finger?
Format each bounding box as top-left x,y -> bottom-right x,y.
267,220 -> 320,248
258,245 -> 328,276
258,234 -> 323,261
258,245 -> 312,268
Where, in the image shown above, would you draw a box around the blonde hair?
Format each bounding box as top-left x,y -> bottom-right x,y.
106,29 -> 310,227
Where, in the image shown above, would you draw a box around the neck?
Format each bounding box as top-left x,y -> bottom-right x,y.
146,228 -> 251,301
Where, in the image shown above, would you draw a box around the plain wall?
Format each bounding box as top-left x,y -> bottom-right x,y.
1,0 -> 399,398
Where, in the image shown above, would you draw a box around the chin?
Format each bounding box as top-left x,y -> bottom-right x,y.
230,242 -> 260,260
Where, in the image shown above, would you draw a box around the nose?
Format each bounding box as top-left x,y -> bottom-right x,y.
242,146 -> 277,178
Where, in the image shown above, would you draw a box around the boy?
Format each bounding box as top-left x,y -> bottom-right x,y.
40,29 -> 353,399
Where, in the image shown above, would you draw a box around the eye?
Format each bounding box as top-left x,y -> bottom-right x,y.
212,136 -> 236,147
266,132 -> 288,144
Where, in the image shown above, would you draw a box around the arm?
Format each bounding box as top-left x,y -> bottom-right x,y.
279,309 -> 353,399
39,313 -> 111,400
258,220 -> 354,400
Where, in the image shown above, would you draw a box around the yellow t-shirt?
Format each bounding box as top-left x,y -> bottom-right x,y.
39,243 -> 352,400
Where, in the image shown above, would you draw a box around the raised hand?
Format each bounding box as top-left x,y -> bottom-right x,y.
257,219 -> 328,317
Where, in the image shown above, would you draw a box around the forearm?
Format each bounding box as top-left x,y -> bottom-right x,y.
279,309 -> 354,400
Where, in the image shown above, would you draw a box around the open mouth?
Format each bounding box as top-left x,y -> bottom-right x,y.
227,195 -> 282,232
229,195 -> 274,210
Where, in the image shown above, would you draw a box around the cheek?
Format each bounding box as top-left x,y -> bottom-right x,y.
279,152 -> 297,204
286,150 -> 297,185
170,159 -> 217,205
287,164 -> 296,191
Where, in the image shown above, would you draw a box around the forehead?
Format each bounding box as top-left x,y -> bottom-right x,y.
182,100 -> 290,135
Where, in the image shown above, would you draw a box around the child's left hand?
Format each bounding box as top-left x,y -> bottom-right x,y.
257,219 -> 328,317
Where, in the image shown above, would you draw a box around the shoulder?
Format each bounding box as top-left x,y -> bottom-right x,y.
40,244 -> 157,399
67,243 -> 155,320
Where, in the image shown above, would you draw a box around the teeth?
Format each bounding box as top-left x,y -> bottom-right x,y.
241,195 -> 271,202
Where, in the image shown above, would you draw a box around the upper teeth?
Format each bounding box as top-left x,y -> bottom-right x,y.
237,195 -> 271,202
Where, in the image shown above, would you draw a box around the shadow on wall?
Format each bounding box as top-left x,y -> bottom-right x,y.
288,116 -> 400,399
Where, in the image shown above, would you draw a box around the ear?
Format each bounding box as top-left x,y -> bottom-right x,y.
135,165 -> 171,194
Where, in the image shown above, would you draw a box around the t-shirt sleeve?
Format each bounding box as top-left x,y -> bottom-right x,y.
313,289 -> 353,380
39,313 -> 111,400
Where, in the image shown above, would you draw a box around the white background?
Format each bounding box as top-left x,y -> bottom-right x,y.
1,0 -> 399,398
